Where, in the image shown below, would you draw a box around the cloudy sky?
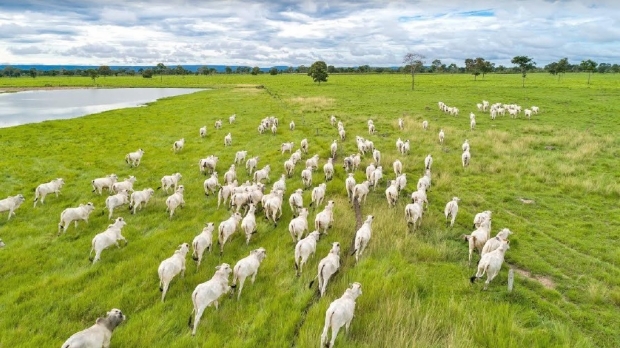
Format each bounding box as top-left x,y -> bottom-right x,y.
0,0 -> 618,67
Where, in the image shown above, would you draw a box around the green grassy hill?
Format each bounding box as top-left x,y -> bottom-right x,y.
0,73 -> 619,347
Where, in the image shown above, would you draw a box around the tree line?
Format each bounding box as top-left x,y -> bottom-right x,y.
1,58 -> 616,80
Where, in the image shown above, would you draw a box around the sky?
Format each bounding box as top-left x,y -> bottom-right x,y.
0,0 -> 618,67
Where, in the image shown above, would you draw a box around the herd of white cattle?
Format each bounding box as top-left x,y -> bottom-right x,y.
1,100 -> 540,347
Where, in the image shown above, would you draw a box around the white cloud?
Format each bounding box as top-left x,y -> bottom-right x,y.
0,0 -> 618,67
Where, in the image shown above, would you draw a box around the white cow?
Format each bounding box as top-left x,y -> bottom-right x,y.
294,231 -> 320,276
323,158 -> 334,181
0,194 -> 25,220
172,138 -> 185,152
199,126 -> 207,138
235,150 -> 247,164
157,243 -> 190,302
89,217 -> 128,264
320,283 -> 363,348
199,156 -> 219,175
189,263 -> 233,335
104,190 -> 129,220
444,197 -> 460,227
311,183 -> 327,208
218,212 -> 243,255
314,200 -> 335,234
231,247 -> 267,300
288,208 -> 309,243
58,202 -> 95,234
253,165 -> 271,183
160,173 -> 182,193
241,204 -> 258,245
129,187 -> 155,214
352,215 -> 374,263
91,174 -> 118,195
111,176 -> 136,194
203,173 -> 220,197
34,178 -> 64,207
214,119 -> 222,129
192,223 -> 215,268
245,156 -> 259,175
330,140 -> 338,158
224,133 -> 232,146
300,138 -> 309,154
165,186 -> 185,219
229,114 -> 236,124
470,240 -> 510,290
352,181 -> 370,205
345,174 -> 356,203
60,309 -> 126,348
424,154 -> 433,170
462,149 -> 471,167
481,228 -> 513,256
310,242 -> 341,297
438,129 -> 445,144
405,202 -> 423,231
125,148 -> 144,167
288,188 -> 304,217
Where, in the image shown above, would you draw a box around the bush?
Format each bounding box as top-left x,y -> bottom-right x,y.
142,69 -> 153,78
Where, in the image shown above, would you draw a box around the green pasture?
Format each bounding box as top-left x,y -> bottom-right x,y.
0,73 -> 619,347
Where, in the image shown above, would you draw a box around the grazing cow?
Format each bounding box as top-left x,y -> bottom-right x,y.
320,283 -> 362,348
61,309 -> 126,348
189,263 -> 233,335
34,178 -> 65,207
0,194 -> 26,220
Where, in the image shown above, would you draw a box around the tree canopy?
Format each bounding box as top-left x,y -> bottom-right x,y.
511,56 -> 536,87
308,61 -> 328,85
580,59 -> 598,85
403,53 -> 425,90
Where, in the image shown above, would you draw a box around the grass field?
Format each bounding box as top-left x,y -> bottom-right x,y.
0,73 -> 619,347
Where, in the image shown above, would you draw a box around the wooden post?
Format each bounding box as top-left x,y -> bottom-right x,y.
507,269 -> 514,292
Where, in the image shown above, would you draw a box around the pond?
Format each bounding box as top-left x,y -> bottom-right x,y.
0,88 -> 205,128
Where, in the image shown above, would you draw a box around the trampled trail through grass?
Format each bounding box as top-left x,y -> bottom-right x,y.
0,73 -> 619,347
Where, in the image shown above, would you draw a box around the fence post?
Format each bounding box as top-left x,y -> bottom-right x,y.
507,268 -> 514,292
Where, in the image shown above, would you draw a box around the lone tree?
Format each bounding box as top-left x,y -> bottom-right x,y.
511,56 -> 536,87
580,59 -> 598,85
403,53 -> 425,90
87,69 -> 99,85
308,61 -> 328,85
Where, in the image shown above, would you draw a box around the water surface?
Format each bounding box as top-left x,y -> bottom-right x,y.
0,88 -> 205,128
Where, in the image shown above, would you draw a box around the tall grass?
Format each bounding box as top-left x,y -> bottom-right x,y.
0,73 -> 619,347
